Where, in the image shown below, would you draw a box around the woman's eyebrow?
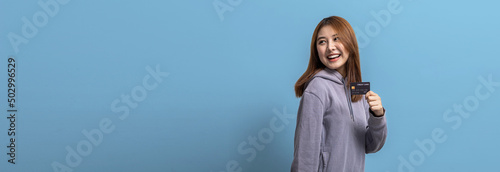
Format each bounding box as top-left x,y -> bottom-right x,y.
317,34 -> 339,41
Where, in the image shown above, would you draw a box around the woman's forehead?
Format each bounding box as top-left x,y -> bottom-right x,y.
317,26 -> 339,38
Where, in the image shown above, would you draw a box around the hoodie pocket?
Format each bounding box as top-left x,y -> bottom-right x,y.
319,152 -> 329,172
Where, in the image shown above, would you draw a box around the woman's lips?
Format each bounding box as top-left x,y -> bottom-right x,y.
329,57 -> 339,62
328,54 -> 341,62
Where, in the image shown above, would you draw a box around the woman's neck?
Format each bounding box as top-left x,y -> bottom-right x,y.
336,66 -> 346,78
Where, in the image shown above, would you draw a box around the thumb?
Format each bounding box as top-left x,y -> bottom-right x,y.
365,91 -> 373,98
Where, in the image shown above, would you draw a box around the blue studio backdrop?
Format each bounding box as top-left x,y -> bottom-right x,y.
1,0 -> 499,171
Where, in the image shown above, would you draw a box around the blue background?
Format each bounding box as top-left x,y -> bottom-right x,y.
1,0 -> 499,171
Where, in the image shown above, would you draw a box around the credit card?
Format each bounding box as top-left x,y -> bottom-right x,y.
350,82 -> 370,95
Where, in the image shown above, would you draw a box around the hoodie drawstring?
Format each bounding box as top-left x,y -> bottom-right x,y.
342,78 -> 354,122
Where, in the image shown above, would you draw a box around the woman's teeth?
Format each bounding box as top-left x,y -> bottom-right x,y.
328,54 -> 340,59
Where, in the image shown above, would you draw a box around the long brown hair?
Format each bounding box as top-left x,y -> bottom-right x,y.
294,16 -> 363,102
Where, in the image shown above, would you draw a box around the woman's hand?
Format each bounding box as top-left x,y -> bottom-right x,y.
365,91 -> 384,117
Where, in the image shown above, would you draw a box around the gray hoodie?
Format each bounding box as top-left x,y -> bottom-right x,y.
291,68 -> 387,172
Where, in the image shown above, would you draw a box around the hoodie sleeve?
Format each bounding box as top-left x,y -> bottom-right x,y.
291,91 -> 324,172
364,99 -> 388,153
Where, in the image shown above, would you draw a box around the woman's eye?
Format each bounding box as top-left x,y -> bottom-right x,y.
318,40 -> 326,44
334,37 -> 340,41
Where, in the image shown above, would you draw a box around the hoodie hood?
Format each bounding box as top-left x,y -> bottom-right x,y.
307,68 -> 345,88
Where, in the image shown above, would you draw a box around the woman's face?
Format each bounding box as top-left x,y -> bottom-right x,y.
316,25 -> 349,75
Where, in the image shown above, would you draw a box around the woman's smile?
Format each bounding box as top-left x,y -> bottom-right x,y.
327,53 -> 342,62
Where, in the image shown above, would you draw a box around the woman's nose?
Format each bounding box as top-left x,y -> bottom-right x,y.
329,42 -> 336,51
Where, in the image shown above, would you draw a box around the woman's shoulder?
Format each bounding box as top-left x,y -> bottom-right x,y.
304,77 -> 331,96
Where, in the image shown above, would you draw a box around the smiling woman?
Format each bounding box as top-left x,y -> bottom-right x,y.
295,16 -> 362,102
291,16 -> 388,172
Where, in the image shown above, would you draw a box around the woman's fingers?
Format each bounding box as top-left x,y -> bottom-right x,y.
365,91 -> 384,116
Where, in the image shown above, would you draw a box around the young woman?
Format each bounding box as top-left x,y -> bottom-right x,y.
291,16 -> 387,172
